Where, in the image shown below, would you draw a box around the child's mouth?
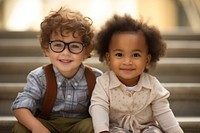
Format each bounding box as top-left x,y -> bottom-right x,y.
59,59 -> 73,63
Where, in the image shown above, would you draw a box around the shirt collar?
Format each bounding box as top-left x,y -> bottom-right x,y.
136,72 -> 153,91
52,64 -> 85,88
109,71 -> 153,91
109,71 -> 124,89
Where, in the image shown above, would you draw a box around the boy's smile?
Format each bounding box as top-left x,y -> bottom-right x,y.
59,58 -> 73,64
45,32 -> 87,78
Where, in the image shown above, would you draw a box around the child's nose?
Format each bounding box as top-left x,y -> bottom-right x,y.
123,57 -> 133,65
61,47 -> 71,55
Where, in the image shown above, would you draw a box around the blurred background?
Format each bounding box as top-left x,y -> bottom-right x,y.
0,1 -> 200,133
0,0 -> 200,33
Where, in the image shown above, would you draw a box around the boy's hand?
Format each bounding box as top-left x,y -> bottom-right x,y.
13,108 -> 51,133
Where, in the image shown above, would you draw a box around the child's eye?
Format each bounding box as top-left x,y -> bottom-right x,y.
115,53 -> 123,57
132,53 -> 141,57
53,43 -> 63,48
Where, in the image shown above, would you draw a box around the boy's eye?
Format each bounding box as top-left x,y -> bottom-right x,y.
70,43 -> 81,49
115,53 -> 123,57
53,43 -> 63,47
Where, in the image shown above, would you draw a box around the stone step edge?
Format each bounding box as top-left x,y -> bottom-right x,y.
1,31 -> 200,39
1,39 -> 200,48
0,57 -> 200,64
1,116 -> 200,121
0,116 -> 200,124
0,83 -> 200,100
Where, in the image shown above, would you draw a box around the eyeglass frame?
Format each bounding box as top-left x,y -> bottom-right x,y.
48,40 -> 86,54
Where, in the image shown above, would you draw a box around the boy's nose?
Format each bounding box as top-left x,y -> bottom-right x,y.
61,47 -> 71,54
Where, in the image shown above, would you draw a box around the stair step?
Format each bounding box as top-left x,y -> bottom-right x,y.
0,83 -> 25,99
0,116 -> 199,133
148,58 -> 200,83
0,38 -> 42,57
0,57 -> 50,82
1,31 -> 199,39
163,31 -> 200,40
0,39 -> 200,57
0,83 -> 25,116
0,57 -> 199,83
177,117 -> 200,133
0,116 -> 16,133
0,83 -> 199,116
1,83 -> 199,99
166,40 -> 200,58
164,83 -> 200,116
164,83 -> 200,100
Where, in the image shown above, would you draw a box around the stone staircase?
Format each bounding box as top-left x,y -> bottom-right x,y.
0,31 -> 200,133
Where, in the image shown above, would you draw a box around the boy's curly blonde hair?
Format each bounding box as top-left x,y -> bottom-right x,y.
39,7 -> 94,58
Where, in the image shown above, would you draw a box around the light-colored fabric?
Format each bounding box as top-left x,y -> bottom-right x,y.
110,127 -> 131,133
89,71 -> 183,133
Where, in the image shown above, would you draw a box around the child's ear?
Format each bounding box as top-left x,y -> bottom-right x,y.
84,46 -> 92,59
44,49 -> 50,57
146,54 -> 151,66
105,52 -> 110,65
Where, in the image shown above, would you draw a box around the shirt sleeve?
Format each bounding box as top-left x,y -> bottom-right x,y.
151,79 -> 183,133
11,68 -> 45,114
89,75 -> 110,133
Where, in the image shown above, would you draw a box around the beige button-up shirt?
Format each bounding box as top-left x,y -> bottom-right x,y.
89,71 -> 183,133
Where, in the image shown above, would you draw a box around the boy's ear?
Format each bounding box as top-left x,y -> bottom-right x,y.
42,43 -> 50,57
84,46 -> 92,59
44,49 -> 50,57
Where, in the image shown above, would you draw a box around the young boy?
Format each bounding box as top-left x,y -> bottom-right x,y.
89,14 -> 183,133
11,7 -> 102,133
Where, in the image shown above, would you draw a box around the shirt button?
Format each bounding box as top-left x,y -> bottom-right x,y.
67,95 -> 71,99
57,82 -> 61,86
74,82 -> 78,86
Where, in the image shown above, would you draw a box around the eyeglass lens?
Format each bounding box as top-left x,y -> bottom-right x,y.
50,41 -> 84,54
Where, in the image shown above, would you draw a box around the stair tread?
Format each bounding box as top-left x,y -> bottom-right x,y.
0,57 -> 200,64
1,39 -> 200,47
1,39 -> 200,57
1,116 -> 199,133
167,40 -> 200,48
176,117 -> 200,122
0,57 -> 199,83
0,116 -> 17,121
1,31 -> 200,39
1,116 -> 199,121
1,82 -> 200,99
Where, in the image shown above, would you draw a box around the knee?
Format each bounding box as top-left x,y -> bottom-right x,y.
12,122 -> 31,133
78,118 -> 94,133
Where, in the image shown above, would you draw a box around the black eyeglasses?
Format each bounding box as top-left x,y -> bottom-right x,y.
49,40 -> 85,54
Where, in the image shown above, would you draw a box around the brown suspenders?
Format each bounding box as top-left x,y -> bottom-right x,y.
35,64 -> 96,119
